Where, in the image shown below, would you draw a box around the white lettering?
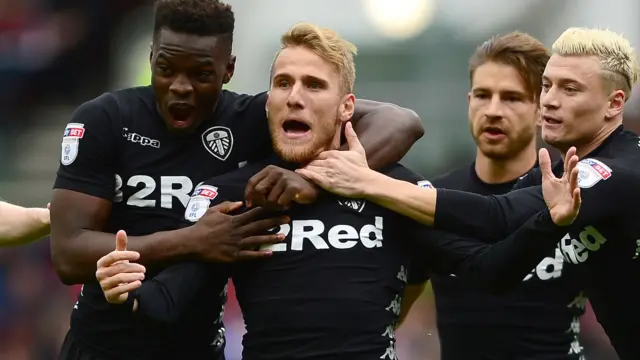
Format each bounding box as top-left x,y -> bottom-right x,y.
559,226 -> 607,264
523,248 -> 564,281
262,217 -> 384,251
115,174 -> 194,209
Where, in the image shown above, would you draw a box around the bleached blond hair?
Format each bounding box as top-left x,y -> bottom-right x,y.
552,27 -> 639,101
273,22 -> 357,94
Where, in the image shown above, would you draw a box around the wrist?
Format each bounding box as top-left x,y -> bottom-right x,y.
361,170 -> 392,199
176,225 -> 200,260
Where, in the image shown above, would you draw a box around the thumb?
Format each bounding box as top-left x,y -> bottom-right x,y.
538,148 -> 554,180
345,122 -> 365,155
115,230 -> 128,251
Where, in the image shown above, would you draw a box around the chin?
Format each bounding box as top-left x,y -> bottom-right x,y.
274,144 -> 318,164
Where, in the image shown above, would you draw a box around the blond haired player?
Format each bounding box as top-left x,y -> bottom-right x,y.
299,27 -> 640,360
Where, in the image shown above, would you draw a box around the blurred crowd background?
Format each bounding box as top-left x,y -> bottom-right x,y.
1,0 -> 639,359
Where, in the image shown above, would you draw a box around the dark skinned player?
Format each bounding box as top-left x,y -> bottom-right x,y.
50,1 -> 424,359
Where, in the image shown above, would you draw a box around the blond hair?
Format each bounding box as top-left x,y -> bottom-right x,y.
275,22 -> 357,94
552,27 -> 639,100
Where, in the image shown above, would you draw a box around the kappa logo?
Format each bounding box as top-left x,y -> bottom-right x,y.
338,199 -> 366,212
202,126 -> 233,161
61,123 -> 84,165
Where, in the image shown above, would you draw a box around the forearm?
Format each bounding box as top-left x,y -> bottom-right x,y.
133,262 -> 214,324
53,227 -> 194,284
362,171 -> 437,225
349,101 -> 424,169
444,211 -> 566,293
0,202 -> 50,246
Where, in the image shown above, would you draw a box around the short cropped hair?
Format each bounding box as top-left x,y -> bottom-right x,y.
469,32 -> 550,101
552,27 -> 639,100
153,0 -> 235,48
275,22 -> 357,94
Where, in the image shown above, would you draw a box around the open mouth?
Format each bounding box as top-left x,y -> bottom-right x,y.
282,119 -> 311,138
167,102 -> 194,123
542,115 -> 562,125
482,126 -> 506,139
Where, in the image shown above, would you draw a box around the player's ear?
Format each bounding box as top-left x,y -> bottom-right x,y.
339,93 -> 355,122
265,92 -> 270,117
222,55 -> 236,84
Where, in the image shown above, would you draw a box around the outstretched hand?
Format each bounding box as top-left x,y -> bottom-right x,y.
296,122 -> 373,198
539,147 -> 582,226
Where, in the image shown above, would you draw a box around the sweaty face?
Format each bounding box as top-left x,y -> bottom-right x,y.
151,28 -> 235,133
267,46 -> 354,164
540,55 -> 612,151
468,62 -> 538,160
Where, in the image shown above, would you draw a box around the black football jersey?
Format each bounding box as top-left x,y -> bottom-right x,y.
182,157 -> 425,360
434,126 -> 640,360
412,163 -> 585,360
53,86 -> 272,359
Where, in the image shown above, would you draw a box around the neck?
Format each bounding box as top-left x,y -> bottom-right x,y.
559,121 -> 620,162
475,142 -> 537,184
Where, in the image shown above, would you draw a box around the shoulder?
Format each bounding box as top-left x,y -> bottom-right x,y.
379,163 -> 430,186
430,163 -> 471,188
71,86 -> 154,124
217,90 -> 267,115
576,156 -> 640,189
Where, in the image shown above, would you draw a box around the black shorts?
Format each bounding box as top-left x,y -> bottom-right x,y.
58,331 -> 112,360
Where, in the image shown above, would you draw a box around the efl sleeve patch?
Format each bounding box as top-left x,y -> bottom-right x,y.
417,180 -> 434,189
576,158 -> 612,189
60,123 -> 85,165
184,184 -> 219,222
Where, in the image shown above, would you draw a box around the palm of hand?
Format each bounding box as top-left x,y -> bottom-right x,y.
542,175 -> 577,226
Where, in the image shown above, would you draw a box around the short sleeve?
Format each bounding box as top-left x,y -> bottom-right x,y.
53,96 -> 119,200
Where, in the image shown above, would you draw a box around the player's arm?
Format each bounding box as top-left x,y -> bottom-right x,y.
398,248 -> 431,325
349,99 -> 424,168
50,99 -> 196,284
0,201 -> 50,246
406,211 -> 568,293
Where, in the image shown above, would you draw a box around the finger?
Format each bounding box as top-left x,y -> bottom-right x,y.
211,201 -> 243,214
104,281 -> 142,301
115,230 -> 127,251
47,203 -> 50,209
100,272 -> 146,290
96,251 -> 141,268
236,249 -> 274,261
233,206 -> 273,224
96,261 -> 147,278
239,233 -> 286,249
538,148 -> 554,180
573,188 -> 582,214
239,216 -> 289,237
568,156 -> 580,190
277,186 -> 299,207
244,168 -> 272,204
345,122 -> 365,156
563,147 -> 577,175
266,178 -> 289,206
249,172 -> 280,205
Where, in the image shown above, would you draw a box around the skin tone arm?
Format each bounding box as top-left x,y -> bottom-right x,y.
349,99 -> 424,168
0,201 -> 50,246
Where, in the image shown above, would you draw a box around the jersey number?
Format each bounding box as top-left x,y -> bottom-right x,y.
114,175 -> 194,209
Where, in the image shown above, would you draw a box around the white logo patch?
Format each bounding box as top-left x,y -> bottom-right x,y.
576,159 -> 612,189
417,180 -> 434,189
184,184 -> 218,222
202,126 -> 233,161
338,199 -> 366,212
61,123 -> 85,165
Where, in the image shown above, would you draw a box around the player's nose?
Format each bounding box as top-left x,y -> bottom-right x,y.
169,74 -> 194,98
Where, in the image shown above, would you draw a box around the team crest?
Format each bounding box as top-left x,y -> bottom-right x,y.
60,123 -> 85,165
184,185 -> 219,222
202,126 -> 233,161
576,158 -> 612,189
338,199 -> 366,213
